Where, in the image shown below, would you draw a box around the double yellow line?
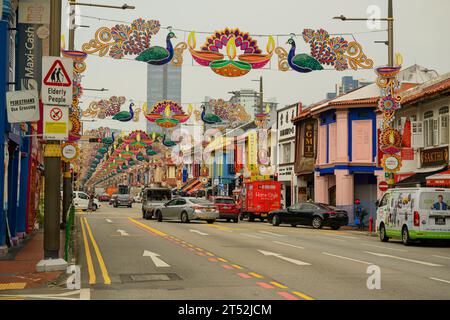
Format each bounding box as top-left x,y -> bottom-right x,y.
80,217 -> 111,285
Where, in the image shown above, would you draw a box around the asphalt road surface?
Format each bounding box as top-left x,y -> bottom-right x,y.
73,204 -> 450,300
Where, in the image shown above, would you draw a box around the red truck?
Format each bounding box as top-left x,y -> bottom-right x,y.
237,181 -> 282,222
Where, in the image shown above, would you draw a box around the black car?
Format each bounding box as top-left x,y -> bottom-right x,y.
268,202 -> 348,230
113,194 -> 133,208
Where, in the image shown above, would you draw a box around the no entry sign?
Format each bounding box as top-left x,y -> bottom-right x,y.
41,56 -> 73,105
378,181 -> 388,192
43,105 -> 69,140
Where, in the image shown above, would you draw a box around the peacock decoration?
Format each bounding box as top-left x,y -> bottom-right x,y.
101,132 -> 115,144
135,31 -> 176,65
112,102 -> 135,122
162,131 -> 177,147
200,105 -> 222,125
286,37 -> 323,73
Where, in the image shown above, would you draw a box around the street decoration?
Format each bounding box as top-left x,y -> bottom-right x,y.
183,29 -> 275,77
112,102 -> 135,122
81,19 -> 161,59
144,100 -> 192,127
135,31 -> 176,65
61,142 -> 80,163
207,99 -> 251,126
200,104 -> 222,124
377,53 -> 403,183
82,96 -> 127,119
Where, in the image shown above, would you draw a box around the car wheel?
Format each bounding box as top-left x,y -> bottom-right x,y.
312,216 -> 323,229
239,213 -> 244,221
226,218 -> 231,223
93,204 -> 98,211
113,204 -> 117,208
142,210 -> 146,219
272,215 -> 281,226
128,205 -> 132,208
206,219 -> 215,224
156,211 -> 163,222
248,214 -> 255,222
291,224 -> 297,227
181,211 -> 190,223
379,223 -> 389,242
330,225 -> 341,230
402,226 -> 411,246
233,218 -> 239,223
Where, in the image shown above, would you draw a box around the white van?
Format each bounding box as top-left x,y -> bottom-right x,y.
73,191 -> 100,211
376,187 -> 450,245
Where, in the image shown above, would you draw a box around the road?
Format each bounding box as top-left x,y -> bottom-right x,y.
74,204 -> 450,300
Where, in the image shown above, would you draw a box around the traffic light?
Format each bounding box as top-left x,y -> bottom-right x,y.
89,137 -> 102,143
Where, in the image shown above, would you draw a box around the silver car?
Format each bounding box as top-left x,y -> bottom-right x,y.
154,197 -> 219,224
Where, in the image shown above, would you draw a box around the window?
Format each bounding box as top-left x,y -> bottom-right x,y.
412,121 -> 424,148
439,107 -> 449,145
282,143 -> 291,163
424,111 -> 434,147
78,193 -> 88,200
301,203 -> 319,210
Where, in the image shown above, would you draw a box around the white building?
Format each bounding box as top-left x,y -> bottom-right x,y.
276,103 -> 299,208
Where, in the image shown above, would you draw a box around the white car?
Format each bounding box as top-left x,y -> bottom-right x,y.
133,195 -> 142,203
73,191 -> 100,211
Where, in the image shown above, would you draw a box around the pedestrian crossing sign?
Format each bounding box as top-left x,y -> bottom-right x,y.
41,56 -> 73,106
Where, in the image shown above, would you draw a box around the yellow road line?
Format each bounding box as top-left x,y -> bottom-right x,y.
232,264 -> 243,270
0,296 -> 24,300
83,217 -> 111,285
128,218 -> 168,237
270,281 -> 288,289
248,272 -> 264,279
80,218 -> 96,285
0,283 -> 26,290
292,291 -> 315,300
217,258 -> 228,263
205,252 -> 214,256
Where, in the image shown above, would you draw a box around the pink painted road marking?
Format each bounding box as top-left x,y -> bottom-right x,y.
277,292 -> 299,300
237,273 -> 252,279
196,252 -> 206,256
208,258 -> 218,262
256,282 -> 274,289
222,264 -> 234,270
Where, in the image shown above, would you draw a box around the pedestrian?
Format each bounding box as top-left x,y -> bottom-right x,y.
88,193 -> 94,212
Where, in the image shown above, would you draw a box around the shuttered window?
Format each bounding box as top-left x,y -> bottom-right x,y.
439,107 -> 449,145
411,121 -> 424,148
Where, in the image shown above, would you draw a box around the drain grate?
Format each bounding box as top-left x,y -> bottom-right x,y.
120,273 -> 182,283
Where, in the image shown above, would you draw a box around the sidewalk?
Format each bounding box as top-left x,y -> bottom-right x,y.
0,231 -> 65,291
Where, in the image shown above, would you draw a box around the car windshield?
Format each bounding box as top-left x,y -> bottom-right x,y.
316,204 -> 337,211
189,199 -> 213,205
147,189 -> 171,201
215,198 -> 235,204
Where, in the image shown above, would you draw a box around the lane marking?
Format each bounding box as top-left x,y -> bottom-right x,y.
363,251 -> 443,267
80,217 -> 96,284
237,273 -> 252,279
322,252 -> 372,265
259,231 -> 287,237
205,252 -> 215,256
277,292 -> 299,300
257,282 -> 274,289
292,291 -> 315,300
270,281 -> 288,289
240,233 -> 263,239
116,229 -> 129,236
217,258 -> 228,263
232,264 -> 243,270
128,218 -> 167,236
222,264 -> 234,270
79,288 -> 91,300
433,255 -> 450,260
105,219 -> 113,223
208,258 -> 218,262
430,277 -> 450,284
362,243 -> 408,252
189,229 -> 209,236
272,241 -> 305,250
143,250 -> 170,268
316,236 -> 346,242
249,272 -> 264,279
0,283 -> 26,290
83,217 -> 111,284
258,250 -> 311,266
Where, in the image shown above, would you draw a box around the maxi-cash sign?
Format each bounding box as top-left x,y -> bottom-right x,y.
41,56 -> 73,105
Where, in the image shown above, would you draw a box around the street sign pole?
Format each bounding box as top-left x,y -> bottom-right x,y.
43,0 -> 62,260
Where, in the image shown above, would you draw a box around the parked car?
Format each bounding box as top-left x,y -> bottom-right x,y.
97,193 -> 111,202
73,191 -> 100,211
213,196 -> 239,223
154,197 -> 218,224
268,202 -> 348,230
142,187 -> 172,220
113,194 -> 133,208
109,194 -> 118,205
376,187 -> 450,245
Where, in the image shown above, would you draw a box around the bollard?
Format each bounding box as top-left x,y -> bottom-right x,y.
369,215 -> 374,234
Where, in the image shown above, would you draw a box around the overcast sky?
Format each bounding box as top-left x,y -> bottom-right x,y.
61,0 -> 450,132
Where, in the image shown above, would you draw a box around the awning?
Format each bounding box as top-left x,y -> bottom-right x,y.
185,179 -> 202,194
395,166 -> 448,187
426,170 -> 450,187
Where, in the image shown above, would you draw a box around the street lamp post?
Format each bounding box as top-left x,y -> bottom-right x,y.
333,0 -> 394,67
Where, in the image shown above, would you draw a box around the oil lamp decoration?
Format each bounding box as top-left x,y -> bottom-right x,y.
144,100 -> 192,128
377,53 -> 404,183
186,29 -> 275,77
254,104 -> 271,128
